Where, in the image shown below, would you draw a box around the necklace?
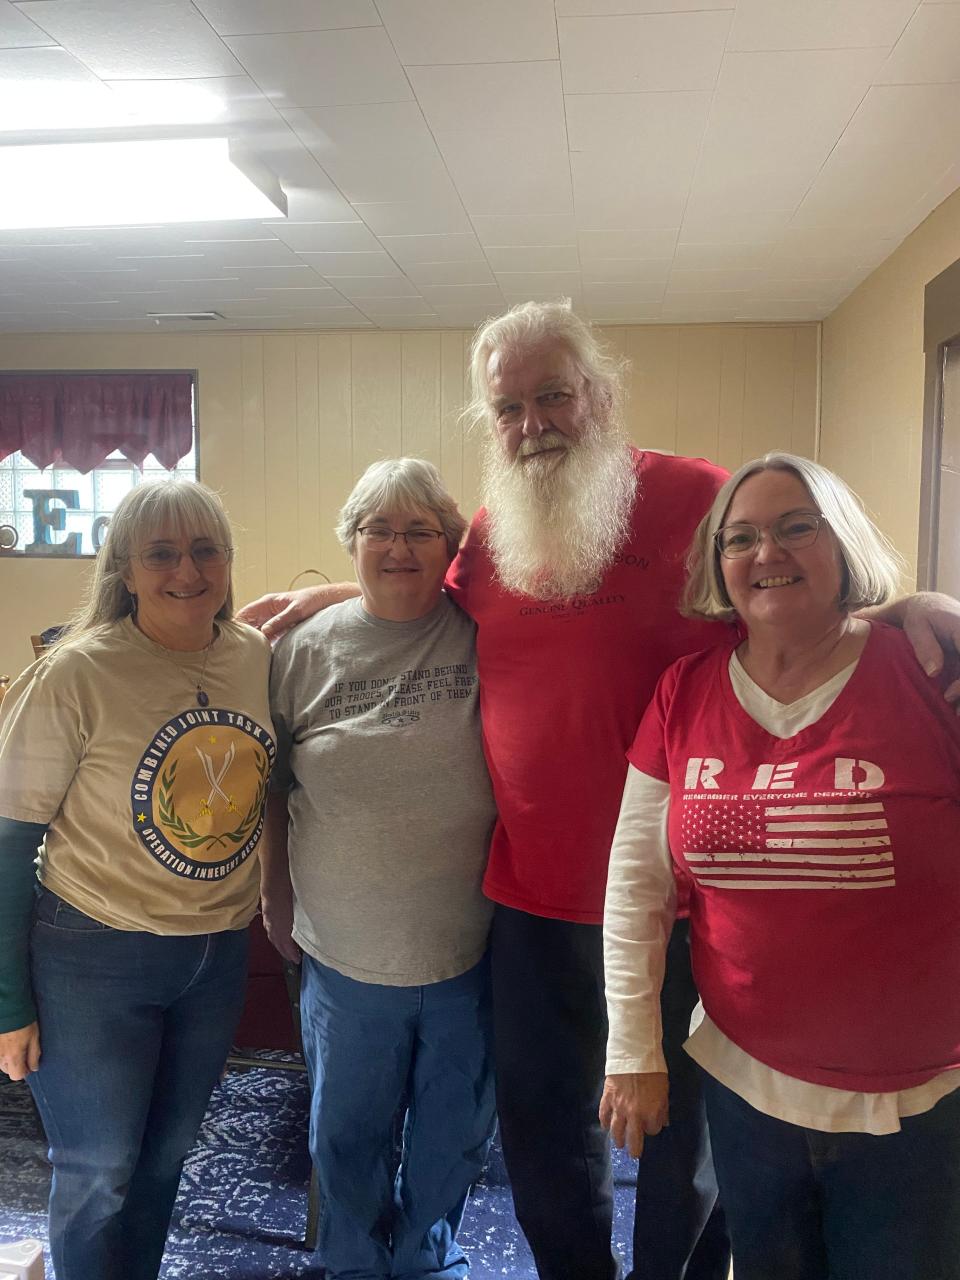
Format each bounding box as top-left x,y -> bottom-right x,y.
134,621 -> 217,707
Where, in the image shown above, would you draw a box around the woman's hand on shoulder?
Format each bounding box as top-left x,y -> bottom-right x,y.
599,1071 -> 669,1159
0,1022 -> 40,1081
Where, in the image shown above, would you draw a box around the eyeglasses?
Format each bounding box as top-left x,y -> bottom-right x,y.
357,527 -> 445,548
135,542 -> 234,571
714,512 -> 827,559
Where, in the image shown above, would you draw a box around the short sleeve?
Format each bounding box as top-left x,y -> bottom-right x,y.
0,657 -> 85,824
268,638 -> 295,792
625,664 -> 679,784
443,513 -> 483,610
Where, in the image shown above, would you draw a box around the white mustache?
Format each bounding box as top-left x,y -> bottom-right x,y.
517,431 -> 570,458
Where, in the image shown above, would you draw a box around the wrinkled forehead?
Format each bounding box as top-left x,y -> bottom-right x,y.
134,509 -> 222,549
485,339 -> 582,399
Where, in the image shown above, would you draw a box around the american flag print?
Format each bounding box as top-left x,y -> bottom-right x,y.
681,798 -> 894,890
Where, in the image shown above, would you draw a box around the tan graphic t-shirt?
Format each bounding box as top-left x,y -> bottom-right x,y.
0,616 -> 275,934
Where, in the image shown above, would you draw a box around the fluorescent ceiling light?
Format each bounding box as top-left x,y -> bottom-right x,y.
0,79 -> 226,132
0,138 -> 286,230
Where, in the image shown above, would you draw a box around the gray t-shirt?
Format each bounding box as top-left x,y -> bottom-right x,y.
270,593 -> 495,985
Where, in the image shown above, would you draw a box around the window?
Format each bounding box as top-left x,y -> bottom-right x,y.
0,443 -> 198,556
0,369 -> 196,557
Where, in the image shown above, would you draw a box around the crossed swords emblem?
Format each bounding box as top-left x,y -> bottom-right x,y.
195,742 -> 240,817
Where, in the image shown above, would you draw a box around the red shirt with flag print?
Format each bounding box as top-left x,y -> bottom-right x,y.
628,622 -> 960,1092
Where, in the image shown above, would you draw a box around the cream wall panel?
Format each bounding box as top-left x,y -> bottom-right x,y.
352,334 -> 402,474
238,336 -> 267,600
316,334 -> 354,583
822,185 -> 960,586
791,325 -> 820,461
400,333 -> 442,467
0,321 -> 817,682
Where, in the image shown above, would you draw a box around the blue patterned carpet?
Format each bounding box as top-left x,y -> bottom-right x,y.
0,1057 -> 638,1278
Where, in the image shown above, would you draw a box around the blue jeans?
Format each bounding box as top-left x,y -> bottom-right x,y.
300,954 -> 496,1280
27,887 -> 248,1280
702,1071 -> 960,1280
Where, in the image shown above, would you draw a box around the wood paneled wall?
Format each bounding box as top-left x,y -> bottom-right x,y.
0,322 -> 817,681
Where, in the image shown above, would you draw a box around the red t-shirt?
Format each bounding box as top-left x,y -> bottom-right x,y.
628,623 -> 960,1092
446,448 -> 727,923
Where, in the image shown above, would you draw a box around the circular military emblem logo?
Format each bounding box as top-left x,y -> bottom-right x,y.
130,707 -> 275,880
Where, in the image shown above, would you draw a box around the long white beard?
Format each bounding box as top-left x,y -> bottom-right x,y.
480,423 -> 638,601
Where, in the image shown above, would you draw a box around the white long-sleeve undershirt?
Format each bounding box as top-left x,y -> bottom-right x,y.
603,652 -> 960,1135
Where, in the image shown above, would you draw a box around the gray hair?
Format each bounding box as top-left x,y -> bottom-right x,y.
335,457 -> 467,559
52,479 -> 235,652
683,452 -> 905,621
462,298 -> 628,434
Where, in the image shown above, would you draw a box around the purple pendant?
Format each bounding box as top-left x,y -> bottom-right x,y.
196,689 -> 209,707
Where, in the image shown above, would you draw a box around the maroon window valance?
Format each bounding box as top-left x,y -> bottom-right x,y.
0,371 -> 194,473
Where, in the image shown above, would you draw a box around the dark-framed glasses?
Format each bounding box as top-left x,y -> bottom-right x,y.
357,526 -> 445,548
714,512 -> 827,559
136,542 -> 234,571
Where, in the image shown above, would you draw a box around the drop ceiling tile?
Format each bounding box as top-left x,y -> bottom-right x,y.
557,0 -> 732,11
16,0 -> 243,78
230,264 -> 332,287
161,239 -> 301,268
683,163 -> 818,220
876,5 -> 960,84
298,251 -> 404,277
493,271 -> 582,295
572,161 -> 690,229
437,136 -> 574,216
666,267 -> 766,294
581,258 -> 672,284
150,278 -> 262,300
660,295 -> 746,318
429,304 -> 500,326
735,300 -> 827,321
746,276 -> 855,301
418,282 -> 505,303
587,302 -> 664,323
355,296 -> 435,314
223,27 -> 412,108
286,102 -> 453,203
252,288 -> 354,309
500,288 -> 584,308
332,275 -> 422,298
193,0 -> 380,36
368,314 -> 443,329
672,242 -> 774,270
271,222 -> 383,252
698,49 -> 890,173
380,233 -> 487,265
727,0 -> 918,52
405,261 -> 496,288
103,74 -> 278,127
112,255 -> 214,280
0,46 -> 118,131
378,0 -> 557,64
408,62 -> 566,147
565,91 -> 711,157
0,0 -> 56,48
791,83 -> 960,228
583,280 -> 667,304
472,215 -> 579,247
485,245 -> 581,273
578,227 -> 678,258
679,209 -> 795,243
354,200 -> 473,236
559,10 -> 732,94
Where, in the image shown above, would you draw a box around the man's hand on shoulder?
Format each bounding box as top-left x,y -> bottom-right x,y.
236,583 -> 360,642
868,591 -> 960,706
599,1071 -> 669,1159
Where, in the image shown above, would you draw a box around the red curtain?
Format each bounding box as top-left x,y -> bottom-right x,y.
0,372 -> 194,473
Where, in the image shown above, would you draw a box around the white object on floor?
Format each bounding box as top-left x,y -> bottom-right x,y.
0,1238 -> 44,1278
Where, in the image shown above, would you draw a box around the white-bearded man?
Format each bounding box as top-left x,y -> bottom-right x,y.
240,301 -> 960,1280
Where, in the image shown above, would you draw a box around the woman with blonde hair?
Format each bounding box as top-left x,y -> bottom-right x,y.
0,479 -> 274,1280
601,453 -> 960,1280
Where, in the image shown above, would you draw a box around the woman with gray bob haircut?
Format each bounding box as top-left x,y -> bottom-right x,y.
601,452 -> 960,1280
0,479 -> 274,1280
262,456 -> 496,1280
682,451 -> 902,620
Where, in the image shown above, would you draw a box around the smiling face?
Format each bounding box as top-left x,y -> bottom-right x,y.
719,469 -> 846,634
123,527 -> 231,650
352,506 -> 453,622
486,339 -> 594,468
